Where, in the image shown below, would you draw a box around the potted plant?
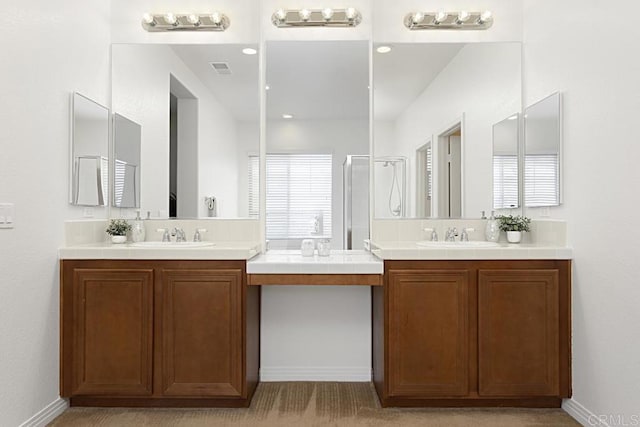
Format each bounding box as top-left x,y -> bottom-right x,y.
106,219 -> 131,244
496,214 -> 531,243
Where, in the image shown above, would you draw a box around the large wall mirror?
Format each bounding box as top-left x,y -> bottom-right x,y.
113,113 -> 141,208
524,92 -> 561,207
111,44 -> 259,218
265,40 -> 370,249
373,42 -> 522,218
70,92 -> 110,206
493,113 -> 520,209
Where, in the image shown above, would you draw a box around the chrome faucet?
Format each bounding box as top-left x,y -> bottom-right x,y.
460,227 -> 475,242
172,227 -> 186,242
423,227 -> 438,241
193,228 -> 207,242
157,228 -> 171,242
445,227 -> 458,242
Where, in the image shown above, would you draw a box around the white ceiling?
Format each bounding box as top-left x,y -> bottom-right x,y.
170,42 -> 466,123
373,43 -> 465,121
170,44 -> 259,122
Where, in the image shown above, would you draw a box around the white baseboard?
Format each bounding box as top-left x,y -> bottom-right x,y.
20,397 -> 68,427
260,367 -> 372,382
563,398 -> 608,427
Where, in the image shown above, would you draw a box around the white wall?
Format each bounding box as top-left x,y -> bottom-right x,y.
112,45 -> 239,218
377,43 -> 521,217
0,1 -> 111,425
522,1 -> 640,424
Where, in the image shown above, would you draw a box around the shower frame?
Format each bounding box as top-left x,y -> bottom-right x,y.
374,156 -> 407,218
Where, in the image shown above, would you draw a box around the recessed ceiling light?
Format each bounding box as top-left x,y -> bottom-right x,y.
242,47 -> 257,55
282,114 -> 293,119
265,85 -> 271,91
376,46 -> 392,54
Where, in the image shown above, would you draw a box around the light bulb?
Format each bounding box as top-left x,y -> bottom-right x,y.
275,9 -> 287,22
210,12 -> 222,24
164,13 -> 177,25
321,8 -> 334,20
412,12 -> 425,24
478,10 -> 492,23
242,47 -> 257,55
299,9 -> 312,21
142,13 -> 155,25
345,8 -> 357,20
187,14 -> 200,25
376,46 -> 392,54
265,85 -> 271,91
456,11 -> 470,24
434,11 -> 448,24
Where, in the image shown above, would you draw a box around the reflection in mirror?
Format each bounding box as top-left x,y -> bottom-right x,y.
265,41 -> 369,249
70,92 -> 109,206
525,92 -> 561,207
373,42 -> 522,218
493,113 -> 520,209
113,113 -> 141,208
112,44 -> 259,218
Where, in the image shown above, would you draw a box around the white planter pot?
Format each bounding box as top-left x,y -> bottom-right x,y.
111,235 -> 127,244
506,231 -> 522,243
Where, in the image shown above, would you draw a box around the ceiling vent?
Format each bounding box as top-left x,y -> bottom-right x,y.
209,62 -> 231,75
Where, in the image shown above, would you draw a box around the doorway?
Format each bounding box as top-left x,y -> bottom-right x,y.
416,141 -> 432,217
437,123 -> 462,218
169,75 -> 198,218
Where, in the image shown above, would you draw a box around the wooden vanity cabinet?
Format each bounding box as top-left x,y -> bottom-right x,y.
373,260 -> 571,407
60,260 -> 260,407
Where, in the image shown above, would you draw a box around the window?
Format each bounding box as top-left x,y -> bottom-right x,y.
247,156 -> 260,218
248,153 -> 332,240
493,155 -> 519,209
525,154 -> 559,206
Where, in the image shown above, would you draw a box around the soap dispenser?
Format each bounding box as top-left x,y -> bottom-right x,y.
485,210 -> 500,242
131,210 -> 146,243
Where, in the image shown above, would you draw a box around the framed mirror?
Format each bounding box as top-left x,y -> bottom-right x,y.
70,92 -> 110,206
493,113 -> 520,209
265,40 -> 370,250
524,92 -> 561,207
373,42 -> 522,218
113,113 -> 141,208
111,44 -> 260,218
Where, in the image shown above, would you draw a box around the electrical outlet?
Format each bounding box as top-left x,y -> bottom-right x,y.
540,207 -> 550,217
83,207 -> 94,218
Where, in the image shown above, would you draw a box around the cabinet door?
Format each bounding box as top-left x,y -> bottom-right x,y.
71,268 -> 154,396
161,269 -> 243,397
388,269 -> 469,397
478,269 -> 559,396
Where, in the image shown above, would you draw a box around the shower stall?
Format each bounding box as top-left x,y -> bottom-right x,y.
343,155 -> 408,249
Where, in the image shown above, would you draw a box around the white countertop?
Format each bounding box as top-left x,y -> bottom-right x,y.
59,241 -> 261,260
370,240 -> 572,260
247,250 -> 384,274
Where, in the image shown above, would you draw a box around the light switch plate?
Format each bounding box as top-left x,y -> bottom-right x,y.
0,203 -> 14,229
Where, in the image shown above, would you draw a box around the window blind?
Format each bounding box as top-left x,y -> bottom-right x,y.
247,155 -> 260,218
248,153 -> 332,239
493,155 -> 519,209
525,154 -> 559,206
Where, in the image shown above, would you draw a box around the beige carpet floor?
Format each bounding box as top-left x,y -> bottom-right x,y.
49,382 -> 580,427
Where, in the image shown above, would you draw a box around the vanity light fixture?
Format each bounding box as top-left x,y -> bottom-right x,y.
141,12 -> 230,32
271,8 -> 362,28
404,10 -> 493,30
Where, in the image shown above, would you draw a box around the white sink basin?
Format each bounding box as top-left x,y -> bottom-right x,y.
130,241 -> 215,248
416,241 -> 500,248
